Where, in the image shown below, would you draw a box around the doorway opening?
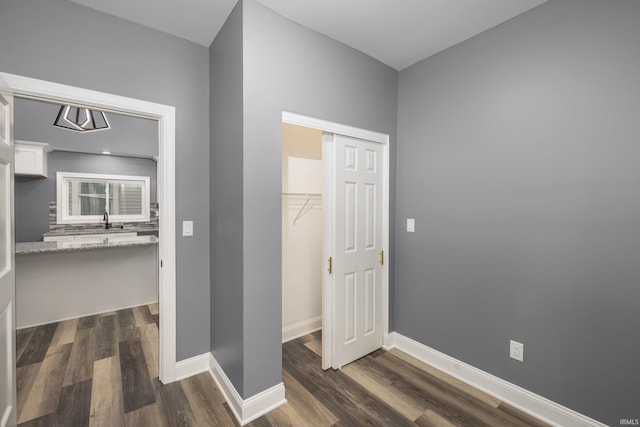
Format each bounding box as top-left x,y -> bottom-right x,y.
13,97 -> 159,330
1,72 -> 177,383
281,111 -> 391,371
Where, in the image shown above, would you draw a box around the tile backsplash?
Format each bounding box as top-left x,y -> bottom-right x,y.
44,202 -> 159,236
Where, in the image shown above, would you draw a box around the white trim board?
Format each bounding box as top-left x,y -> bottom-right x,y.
282,111 -> 388,144
174,352 -> 287,424
282,316 -> 322,343
386,332 -> 607,427
208,353 -> 286,426
175,353 -> 210,381
1,72 -> 178,383
17,299 -> 158,330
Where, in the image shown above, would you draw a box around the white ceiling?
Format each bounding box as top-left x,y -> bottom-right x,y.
68,0 -> 548,71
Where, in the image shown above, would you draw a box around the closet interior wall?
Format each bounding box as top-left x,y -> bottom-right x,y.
281,123 -> 324,342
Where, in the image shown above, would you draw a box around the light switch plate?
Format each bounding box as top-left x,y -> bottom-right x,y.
407,218 -> 415,233
182,221 -> 193,237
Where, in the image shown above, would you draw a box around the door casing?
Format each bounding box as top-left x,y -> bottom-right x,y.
0,72 -> 178,383
281,111 -> 390,370
0,75 -> 16,427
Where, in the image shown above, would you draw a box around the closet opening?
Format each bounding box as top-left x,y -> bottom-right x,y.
281,123 -> 324,358
281,111 -> 390,371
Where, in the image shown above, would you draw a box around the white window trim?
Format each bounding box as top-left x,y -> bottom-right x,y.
56,171 -> 151,224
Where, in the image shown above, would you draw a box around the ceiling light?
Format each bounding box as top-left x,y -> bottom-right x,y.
53,105 -> 110,132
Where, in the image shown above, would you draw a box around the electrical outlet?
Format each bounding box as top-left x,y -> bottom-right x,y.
510,340 -> 524,362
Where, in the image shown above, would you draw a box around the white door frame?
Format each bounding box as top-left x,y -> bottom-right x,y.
0,72 -> 178,383
0,75 -> 17,427
282,111 -> 390,369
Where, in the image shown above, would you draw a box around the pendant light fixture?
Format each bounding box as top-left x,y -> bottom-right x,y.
53,105 -> 110,132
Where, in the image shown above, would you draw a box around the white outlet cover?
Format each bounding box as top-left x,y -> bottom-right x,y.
510,340 -> 524,362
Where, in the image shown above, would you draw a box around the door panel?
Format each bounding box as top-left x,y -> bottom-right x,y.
364,268 -> 375,336
333,134 -> 383,369
364,148 -> 376,173
0,78 -> 16,427
344,182 -> 356,252
364,183 -> 376,250
344,272 -> 356,344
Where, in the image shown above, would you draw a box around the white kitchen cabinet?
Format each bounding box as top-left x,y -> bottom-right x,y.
15,140 -> 51,177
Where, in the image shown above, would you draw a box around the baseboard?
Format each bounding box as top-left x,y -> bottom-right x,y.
387,332 -> 607,427
282,316 -> 322,343
383,332 -> 395,350
17,299 -> 159,330
175,353 -> 210,381
208,353 -> 287,426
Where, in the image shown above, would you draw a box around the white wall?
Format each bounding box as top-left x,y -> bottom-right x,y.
281,124 -> 323,341
16,245 -> 157,328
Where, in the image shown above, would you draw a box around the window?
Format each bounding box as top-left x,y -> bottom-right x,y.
57,172 -> 150,224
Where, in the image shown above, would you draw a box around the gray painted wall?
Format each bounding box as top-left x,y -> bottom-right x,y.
15,98 -> 158,157
1,0 -> 210,361
395,1 -> 640,424
210,1 -> 245,396
240,0 -> 398,397
209,0 -> 398,399
15,152 -> 157,242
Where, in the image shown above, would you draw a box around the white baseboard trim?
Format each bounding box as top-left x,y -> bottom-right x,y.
17,300 -> 159,330
175,353 -> 210,381
282,316 -> 322,343
386,332 -> 606,427
383,332 -> 395,350
208,353 -> 287,426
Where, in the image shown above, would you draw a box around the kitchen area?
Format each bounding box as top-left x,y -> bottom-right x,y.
13,97 -> 159,329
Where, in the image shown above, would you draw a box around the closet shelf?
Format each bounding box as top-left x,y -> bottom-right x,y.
281,192 -> 322,198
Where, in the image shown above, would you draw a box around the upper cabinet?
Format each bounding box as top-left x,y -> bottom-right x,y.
15,140 -> 51,177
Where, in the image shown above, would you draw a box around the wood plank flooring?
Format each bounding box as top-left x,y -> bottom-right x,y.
265,332 -> 550,427
17,310 -> 549,426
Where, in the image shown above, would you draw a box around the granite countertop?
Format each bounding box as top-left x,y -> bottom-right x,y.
16,235 -> 159,255
43,228 -> 146,237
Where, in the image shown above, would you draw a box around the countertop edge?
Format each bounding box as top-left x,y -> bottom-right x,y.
16,237 -> 159,255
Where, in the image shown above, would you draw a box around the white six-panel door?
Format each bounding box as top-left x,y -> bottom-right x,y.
0,77 -> 16,427
332,134 -> 384,369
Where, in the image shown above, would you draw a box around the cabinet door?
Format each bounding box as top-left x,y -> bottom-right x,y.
14,144 -> 47,177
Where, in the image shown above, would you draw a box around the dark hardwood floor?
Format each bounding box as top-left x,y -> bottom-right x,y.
17,309 -> 549,426
267,332 -> 550,427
